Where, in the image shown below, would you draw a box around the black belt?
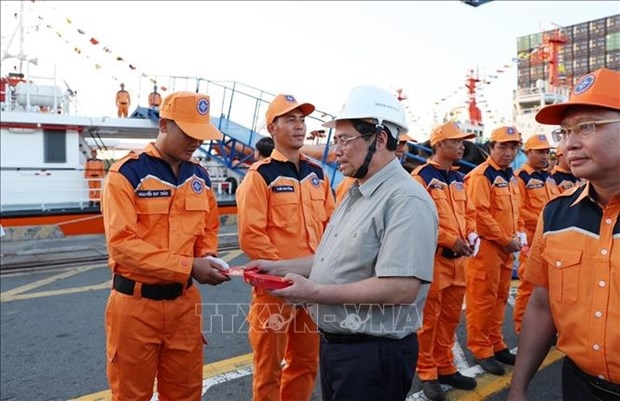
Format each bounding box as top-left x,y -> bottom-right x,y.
318,329 -> 414,344
436,247 -> 462,259
113,274 -> 192,301
567,357 -> 620,399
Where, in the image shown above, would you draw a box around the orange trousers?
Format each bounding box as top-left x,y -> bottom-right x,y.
417,257 -> 466,380
117,103 -> 129,118
105,284 -> 204,401
248,290 -> 318,401
513,251 -> 534,334
465,239 -> 514,360
88,177 -> 103,201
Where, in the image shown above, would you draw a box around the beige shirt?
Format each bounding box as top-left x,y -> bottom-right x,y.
309,158 -> 438,339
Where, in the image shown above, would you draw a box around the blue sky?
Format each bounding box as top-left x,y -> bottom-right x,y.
2,1 -> 618,139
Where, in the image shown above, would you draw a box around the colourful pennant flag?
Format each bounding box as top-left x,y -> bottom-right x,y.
89,37 -> 99,45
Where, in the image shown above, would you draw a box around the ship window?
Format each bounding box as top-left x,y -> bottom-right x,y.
43,129 -> 66,163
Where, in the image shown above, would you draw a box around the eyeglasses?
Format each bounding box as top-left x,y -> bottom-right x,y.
331,135 -> 369,150
551,119 -> 620,143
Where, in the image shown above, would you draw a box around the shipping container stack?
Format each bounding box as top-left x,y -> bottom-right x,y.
516,14 -> 620,90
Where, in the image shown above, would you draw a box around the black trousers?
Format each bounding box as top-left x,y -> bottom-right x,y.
563,357 -> 620,401
319,333 -> 418,401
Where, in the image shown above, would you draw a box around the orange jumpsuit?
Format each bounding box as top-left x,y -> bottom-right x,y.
334,176 -> 356,204
464,157 -> 523,360
102,144 -> 219,401
84,157 -> 106,203
523,183 -> 620,384
236,150 -> 335,401
148,91 -> 162,109
116,89 -> 130,117
551,165 -> 582,194
411,161 -> 477,380
513,164 -> 560,333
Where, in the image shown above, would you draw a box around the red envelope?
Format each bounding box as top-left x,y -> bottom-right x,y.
242,268 -> 292,290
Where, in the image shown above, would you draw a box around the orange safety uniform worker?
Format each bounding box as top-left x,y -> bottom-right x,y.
85,149 -> 106,206
236,94 -> 335,401
412,122 -> 479,401
464,126 -> 526,376
148,85 -> 162,109
116,83 -> 130,118
552,146 -> 583,193
513,134 -> 560,334
509,67 -> 620,401
335,132 -> 412,204
102,92 -> 230,401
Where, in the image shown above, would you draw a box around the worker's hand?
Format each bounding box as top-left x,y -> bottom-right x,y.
503,238 -> 521,253
467,232 -> 480,257
451,237 -> 473,257
203,255 -> 230,270
191,257 -> 230,285
244,259 -> 283,276
271,274 -> 317,304
516,232 -> 528,248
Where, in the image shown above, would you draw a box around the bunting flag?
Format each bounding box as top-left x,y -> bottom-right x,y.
26,1 -> 164,90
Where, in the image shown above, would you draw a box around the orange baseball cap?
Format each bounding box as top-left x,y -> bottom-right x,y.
490,126 -> 523,143
159,92 -> 223,140
524,134 -> 551,151
430,122 -> 475,146
536,68 -> 620,124
399,132 -> 415,142
266,94 -> 315,125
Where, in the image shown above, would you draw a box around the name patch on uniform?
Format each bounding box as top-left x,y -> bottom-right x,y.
137,189 -> 171,198
526,178 -> 544,189
272,185 -> 295,193
191,179 -> 204,194
493,176 -> 509,188
427,178 -> 445,190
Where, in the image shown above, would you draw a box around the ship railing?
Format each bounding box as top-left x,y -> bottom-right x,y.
1,73 -> 73,115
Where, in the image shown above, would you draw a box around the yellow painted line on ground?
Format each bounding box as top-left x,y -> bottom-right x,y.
71,353 -> 254,401
446,348 -> 565,401
1,281 -> 112,302
0,266 -> 98,302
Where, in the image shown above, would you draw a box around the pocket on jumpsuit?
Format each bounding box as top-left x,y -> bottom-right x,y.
182,196 -> 210,235
542,247 -> 581,305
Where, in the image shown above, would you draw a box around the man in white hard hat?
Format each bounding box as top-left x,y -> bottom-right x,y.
246,85 -> 438,401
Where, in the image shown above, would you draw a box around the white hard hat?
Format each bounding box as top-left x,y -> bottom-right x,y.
323,85 -> 409,136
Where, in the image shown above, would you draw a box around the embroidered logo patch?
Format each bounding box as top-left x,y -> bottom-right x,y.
191,179 -> 204,194
197,98 -> 209,115
311,175 -> 321,188
574,74 -> 595,95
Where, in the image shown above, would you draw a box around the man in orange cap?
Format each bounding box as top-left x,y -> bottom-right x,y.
115,83 -> 130,117
102,91 -> 230,401
464,125 -> 526,376
236,94 -> 335,401
551,144 -> 583,193
509,68 -> 620,401
512,134 -> 559,335
411,122 -> 479,401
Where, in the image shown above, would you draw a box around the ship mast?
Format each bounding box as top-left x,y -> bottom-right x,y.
543,27 -> 568,91
466,69 -> 482,125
